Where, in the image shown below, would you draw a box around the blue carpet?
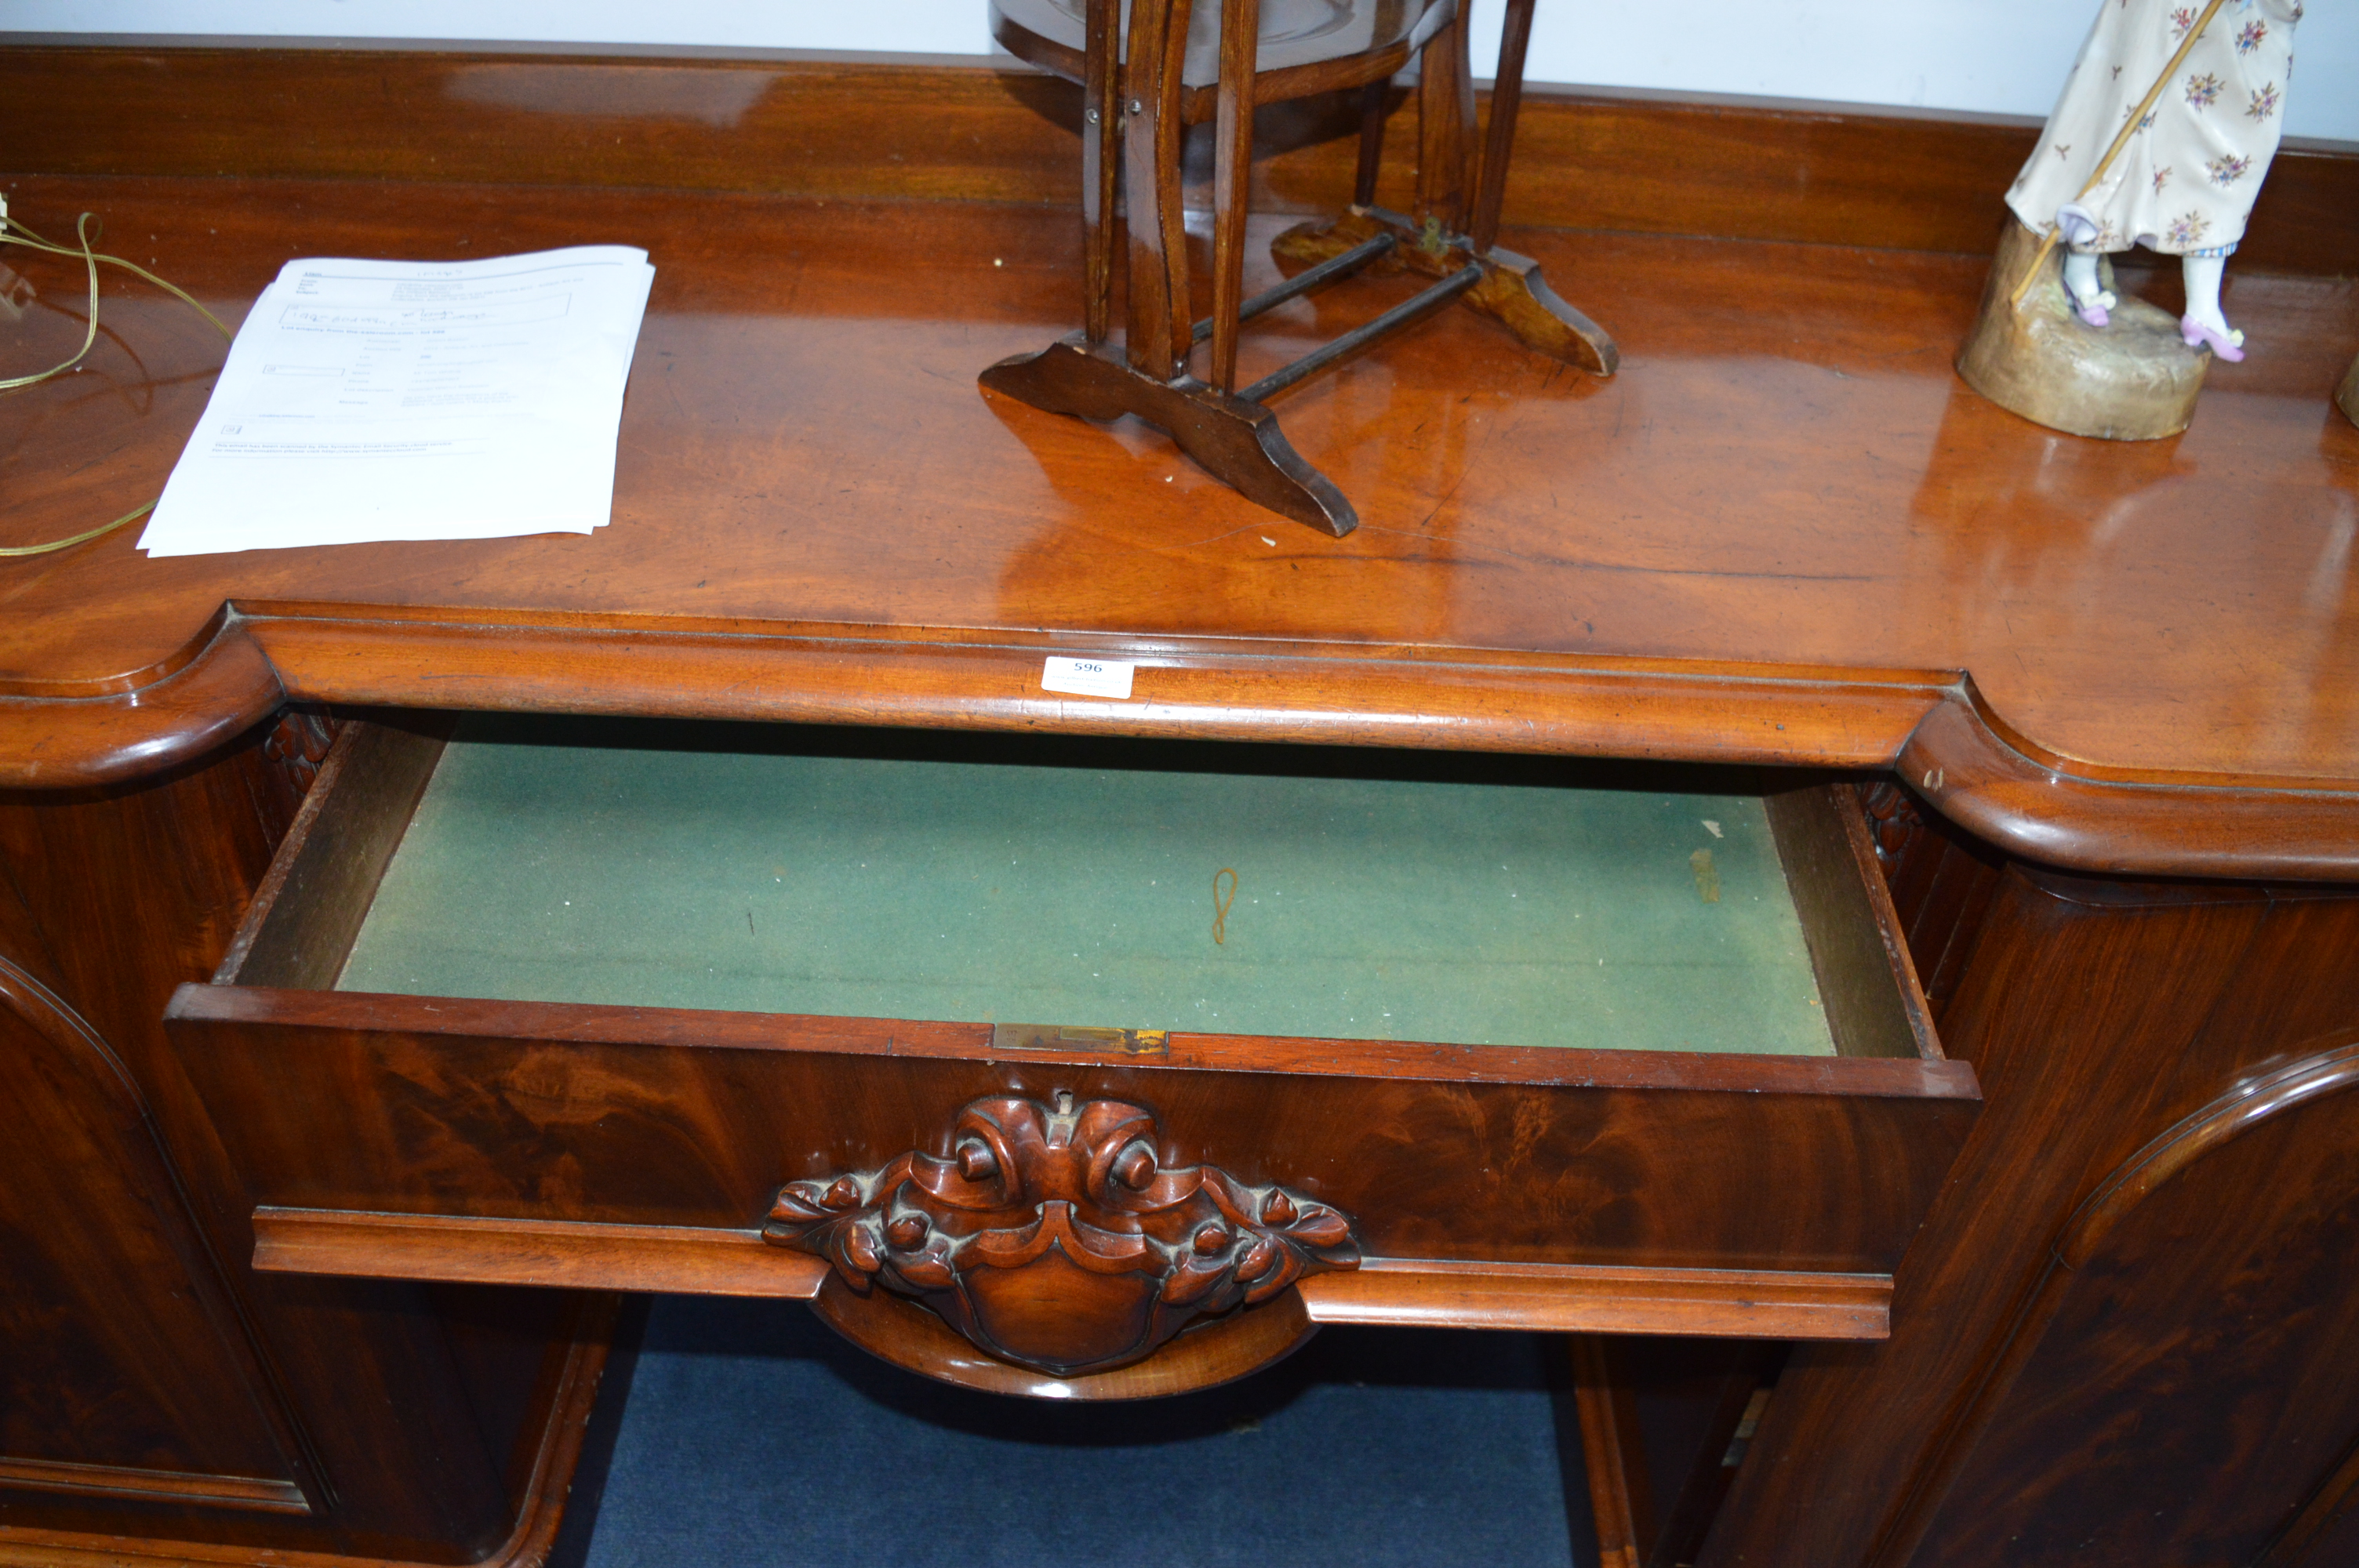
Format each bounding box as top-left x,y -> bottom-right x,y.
565,1295 -> 1596,1568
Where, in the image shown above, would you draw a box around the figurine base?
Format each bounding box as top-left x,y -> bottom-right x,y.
2339,353 -> 2359,429
1957,220 -> 2211,441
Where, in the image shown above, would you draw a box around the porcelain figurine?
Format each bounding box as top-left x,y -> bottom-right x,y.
1957,0 -> 2303,440
2011,0 -> 2301,359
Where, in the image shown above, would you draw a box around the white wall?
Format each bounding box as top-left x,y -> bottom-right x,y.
11,1 -> 2356,141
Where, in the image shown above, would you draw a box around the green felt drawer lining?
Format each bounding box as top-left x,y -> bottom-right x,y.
340,717 -> 1837,1057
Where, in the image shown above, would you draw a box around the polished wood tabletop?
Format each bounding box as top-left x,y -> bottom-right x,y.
2,52 -> 2356,878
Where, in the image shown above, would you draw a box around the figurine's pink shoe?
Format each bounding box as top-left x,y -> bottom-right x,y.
2181,317 -> 2246,361
2060,280 -> 2110,328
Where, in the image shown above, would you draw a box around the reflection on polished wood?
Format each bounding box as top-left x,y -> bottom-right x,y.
2,53 -> 2355,870
2,49 -> 2350,270
2,166 -> 2354,871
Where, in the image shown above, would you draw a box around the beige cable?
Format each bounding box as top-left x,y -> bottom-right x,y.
1,201 -> 233,557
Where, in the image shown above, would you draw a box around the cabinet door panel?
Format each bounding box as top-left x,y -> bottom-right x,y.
0,955 -> 307,1512
1914,1038 -> 2359,1568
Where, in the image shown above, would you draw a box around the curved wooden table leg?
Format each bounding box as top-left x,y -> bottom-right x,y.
980,337 -> 1358,536
1273,209 -> 1619,376
1466,245 -> 1619,376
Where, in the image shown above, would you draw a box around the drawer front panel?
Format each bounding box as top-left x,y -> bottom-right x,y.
167,986 -> 1976,1276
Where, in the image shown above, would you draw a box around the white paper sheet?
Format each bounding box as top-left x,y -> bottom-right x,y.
138,245 -> 653,557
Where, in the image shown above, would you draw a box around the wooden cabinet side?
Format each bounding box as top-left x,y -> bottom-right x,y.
0,712 -> 598,1566
1700,790 -> 2359,1568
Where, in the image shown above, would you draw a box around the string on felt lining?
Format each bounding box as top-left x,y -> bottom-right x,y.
1211,866 -> 1238,946
0,201 -> 234,558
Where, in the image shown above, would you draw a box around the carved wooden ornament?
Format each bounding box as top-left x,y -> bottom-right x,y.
762,1093 -> 1359,1378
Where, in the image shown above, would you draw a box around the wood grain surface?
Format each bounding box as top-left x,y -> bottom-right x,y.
2,51 -> 2356,876
0,942 -> 311,1515
0,725 -> 602,1563
1906,1036 -> 2359,1567
167,983 -> 1976,1276
0,171 -> 2354,868
176,737 -> 1978,1323
0,49 -> 2349,269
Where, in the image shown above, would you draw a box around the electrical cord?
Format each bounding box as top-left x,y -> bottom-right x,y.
1,197 -> 234,557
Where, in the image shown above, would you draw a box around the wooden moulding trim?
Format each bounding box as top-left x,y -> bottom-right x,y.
0,622 -> 284,789
169,982 -> 1982,1099
2055,1033 -> 2359,1269
0,1296 -> 613,1568
250,1209 -> 1892,1341
240,609 -> 1953,770
253,1209 -> 832,1298
0,604 -> 237,702
11,610 -> 2359,882
0,1460 -> 306,1515
1899,691 -> 2359,882
1307,1257 -> 1888,1340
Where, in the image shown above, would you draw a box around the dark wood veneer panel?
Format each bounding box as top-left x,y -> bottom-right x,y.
1914,1041 -> 2359,1567
0,953 -> 306,1510
165,985 -> 1975,1276
1703,874 -> 2359,1568
0,719 -> 596,1563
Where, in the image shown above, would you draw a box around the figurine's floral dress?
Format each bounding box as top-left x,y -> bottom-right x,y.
2008,0 -> 2300,256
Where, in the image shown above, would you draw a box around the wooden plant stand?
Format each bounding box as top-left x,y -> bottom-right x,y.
983,0 -> 1617,535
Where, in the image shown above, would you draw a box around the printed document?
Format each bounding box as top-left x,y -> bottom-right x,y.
139,245 -> 653,557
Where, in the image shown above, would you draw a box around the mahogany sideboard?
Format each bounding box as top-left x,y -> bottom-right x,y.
4,42 -> 2358,1568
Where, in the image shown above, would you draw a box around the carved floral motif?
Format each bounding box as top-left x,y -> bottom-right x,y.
257,707 -> 342,828
1860,780 -> 1930,870
762,1093 -> 1358,1378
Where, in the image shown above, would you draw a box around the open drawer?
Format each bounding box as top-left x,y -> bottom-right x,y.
166,713 -> 1978,1398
